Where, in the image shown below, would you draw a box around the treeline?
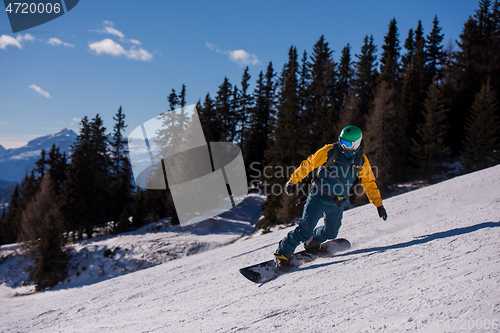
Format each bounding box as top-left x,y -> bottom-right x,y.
194,1 -> 500,229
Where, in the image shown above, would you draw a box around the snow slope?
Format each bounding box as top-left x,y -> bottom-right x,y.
0,193 -> 266,291
1,165 -> 500,332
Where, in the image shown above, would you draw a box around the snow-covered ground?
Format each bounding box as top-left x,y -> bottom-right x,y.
1,165 -> 500,332
0,193 -> 266,291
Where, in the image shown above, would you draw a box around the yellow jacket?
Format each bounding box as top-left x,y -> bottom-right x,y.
289,144 -> 383,207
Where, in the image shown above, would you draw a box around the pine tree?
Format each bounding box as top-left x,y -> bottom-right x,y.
270,46 -> 303,166
264,62 -> 277,143
448,1 -> 496,154
32,213 -> 68,291
231,84 -> 242,143
59,115 -> 112,239
35,149 -> 47,179
3,170 -> 42,243
20,170 -> 40,207
402,38 -> 427,140
89,114 -> 113,232
179,84 -> 187,108
238,66 -> 252,149
168,89 -> 179,111
304,35 -> 335,151
379,18 -> 401,88
411,82 -> 451,172
243,63 -> 275,183
215,77 -> 236,142
198,93 -> 223,142
462,80 -> 499,170
260,46 -> 303,229
244,72 -> 266,181
0,185 -> 21,245
415,20 -> 424,45
402,28 -> 415,71
426,15 -> 445,82
298,50 -> 311,112
337,44 -> 353,111
109,106 -> 134,233
353,35 -> 379,124
46,145 -> 68,195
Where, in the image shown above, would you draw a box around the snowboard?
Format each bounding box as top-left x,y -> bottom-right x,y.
239,238 -> 351,284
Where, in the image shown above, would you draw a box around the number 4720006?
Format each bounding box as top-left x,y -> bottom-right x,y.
6,2 -> 61,14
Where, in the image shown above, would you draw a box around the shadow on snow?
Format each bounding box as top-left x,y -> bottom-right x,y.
300,221 -> 500,273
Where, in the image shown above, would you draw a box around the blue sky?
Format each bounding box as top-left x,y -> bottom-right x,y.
0,0 -> 479,149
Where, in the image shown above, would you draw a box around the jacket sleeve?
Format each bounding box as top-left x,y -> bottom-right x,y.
358,154 -> 383,207
288,144 -> 332,184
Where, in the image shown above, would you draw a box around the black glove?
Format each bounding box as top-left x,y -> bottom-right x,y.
377,206 -> 387,220
285,181 -> 296,195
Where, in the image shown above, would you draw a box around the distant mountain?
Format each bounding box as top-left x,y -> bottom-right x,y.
0,145 -> 6,157
0,128 -> 77,183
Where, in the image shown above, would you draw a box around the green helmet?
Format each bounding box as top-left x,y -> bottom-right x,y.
338,125 -> 362,150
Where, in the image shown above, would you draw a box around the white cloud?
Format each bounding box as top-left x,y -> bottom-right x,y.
206,42 -> 260,66
127,47 -> 153,61
89,38 -> 153,61
89,38 -> 126,57
0,35 -> 21,49
71,117 -> 81,125
229,49 -> 260,66
17,34 -> 35,42
88,21 -> 152,61
0,33 -> 35,49
47,37 -> 75,47
29,84 -> 51,98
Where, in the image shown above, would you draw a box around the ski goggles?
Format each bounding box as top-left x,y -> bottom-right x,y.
339,137 -> 362,151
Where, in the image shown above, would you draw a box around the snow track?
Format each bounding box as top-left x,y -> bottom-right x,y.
1,165 -> 500,332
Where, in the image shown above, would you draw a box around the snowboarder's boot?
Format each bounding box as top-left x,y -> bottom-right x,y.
304,236 -> 327,255
273,251 -> 291,270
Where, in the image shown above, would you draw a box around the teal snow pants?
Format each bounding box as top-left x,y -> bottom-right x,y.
277,186 -> 344,258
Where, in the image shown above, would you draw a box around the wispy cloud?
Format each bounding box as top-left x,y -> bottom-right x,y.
47,37 -> 75,47
90,21 -> 124,38
29,84 -> 52,98
103,25 -> 125,39
206,42 -> 260,66
71,117 -> 82,125
89,21 -> 153,61
89,38 -> 153,62
97,21 -> 125,38
0,33 -> 35,49
206,42 -> 219,52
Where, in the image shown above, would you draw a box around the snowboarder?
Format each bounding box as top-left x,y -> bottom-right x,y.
274,125 -> 387,268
